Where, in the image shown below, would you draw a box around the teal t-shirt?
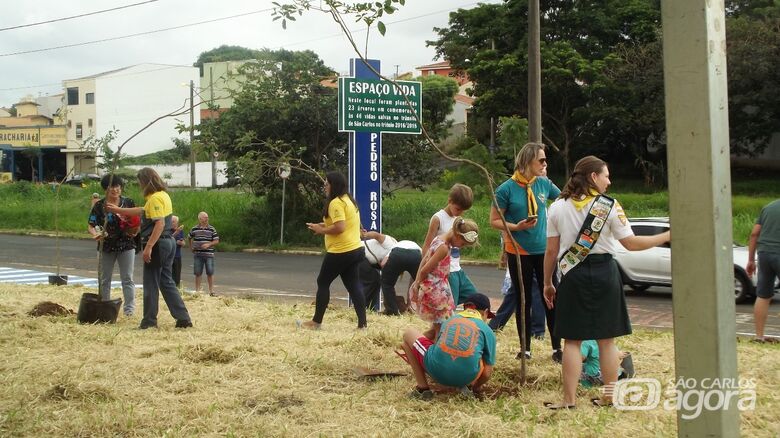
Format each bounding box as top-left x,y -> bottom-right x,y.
424,313 -> 497,387
757,199 -> 780,255
495,176 -> 560,255
581,340 -> 600,379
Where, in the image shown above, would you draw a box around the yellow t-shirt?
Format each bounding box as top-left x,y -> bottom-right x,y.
323,195 -> 362,253
140,191 -> 173,238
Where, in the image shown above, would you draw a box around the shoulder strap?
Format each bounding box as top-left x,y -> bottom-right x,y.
558,195 -> 615,277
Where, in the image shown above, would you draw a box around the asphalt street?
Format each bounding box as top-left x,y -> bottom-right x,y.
0,233 -> 777,336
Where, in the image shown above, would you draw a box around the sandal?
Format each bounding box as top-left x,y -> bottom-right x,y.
591,397 -> 613,407
544,402 -> 575,410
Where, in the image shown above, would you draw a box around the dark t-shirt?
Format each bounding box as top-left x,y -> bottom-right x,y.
88,197 -> 138,253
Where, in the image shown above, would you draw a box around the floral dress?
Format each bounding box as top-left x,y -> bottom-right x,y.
409,236 -> 455,323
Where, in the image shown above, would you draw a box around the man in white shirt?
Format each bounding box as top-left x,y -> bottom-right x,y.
360,230 -> 422,315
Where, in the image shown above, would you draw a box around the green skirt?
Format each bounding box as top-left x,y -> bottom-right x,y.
553,253 -> 632,340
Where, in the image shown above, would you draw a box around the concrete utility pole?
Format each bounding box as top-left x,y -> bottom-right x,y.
489,39 -> 496,155
189,79 -> 196,188
662,0 -> 739,435
527,0 -> 542,143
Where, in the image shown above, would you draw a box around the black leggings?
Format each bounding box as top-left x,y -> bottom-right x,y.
313,247 -> 367,328
507,252 -> 561,352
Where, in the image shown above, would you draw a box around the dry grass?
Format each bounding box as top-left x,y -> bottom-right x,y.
0,284 -> 778,437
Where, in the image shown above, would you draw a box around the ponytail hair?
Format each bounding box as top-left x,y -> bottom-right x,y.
450,216 -> 480,247
559,155 -> 607,200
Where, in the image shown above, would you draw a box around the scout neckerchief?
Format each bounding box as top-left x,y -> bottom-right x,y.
511,170 -> 538,217
558,193 -> 615,277
457,308 -> 483,320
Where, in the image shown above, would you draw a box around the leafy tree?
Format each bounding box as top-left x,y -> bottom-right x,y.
194,45 -> 261,72
429,0 -> 662,176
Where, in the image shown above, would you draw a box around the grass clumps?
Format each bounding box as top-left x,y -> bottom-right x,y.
0,283 -> 778,436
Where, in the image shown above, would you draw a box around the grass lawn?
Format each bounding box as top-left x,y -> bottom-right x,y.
1,284 -> 778,436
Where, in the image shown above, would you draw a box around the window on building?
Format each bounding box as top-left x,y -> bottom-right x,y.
67,87 -> 79,105
88,118 -> 93,128
86,93 -> 94,104
76,123 -> 83,140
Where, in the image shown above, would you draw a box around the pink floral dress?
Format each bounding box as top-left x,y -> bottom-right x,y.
409,236 -> 455,323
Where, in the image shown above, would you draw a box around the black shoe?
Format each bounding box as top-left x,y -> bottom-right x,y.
175,320 -> 193,328
516,351 -> 532,360
138,324 -> 157,330
552,349 -> 563,364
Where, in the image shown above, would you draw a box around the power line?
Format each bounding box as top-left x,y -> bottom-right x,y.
0,0 -> 161,32
0,8 -> 273,57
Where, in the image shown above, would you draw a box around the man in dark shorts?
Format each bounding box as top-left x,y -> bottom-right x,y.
400,293 -> 497,399
747,199 -> 780,343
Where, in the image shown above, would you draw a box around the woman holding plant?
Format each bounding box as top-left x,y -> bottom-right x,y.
88,174 -> 138,316
107,167 -> 192,329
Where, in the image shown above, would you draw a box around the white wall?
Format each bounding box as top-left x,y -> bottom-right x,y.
126,161 -> 227,188
96,64 -> 200,157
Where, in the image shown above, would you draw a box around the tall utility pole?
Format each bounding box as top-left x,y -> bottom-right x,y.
489,39 -> 496,154
662,0 -> 739,435
528,0 -> 542,143
189,79 -> 196,188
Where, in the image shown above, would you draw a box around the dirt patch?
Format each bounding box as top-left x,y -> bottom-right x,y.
182,344 -> 239,364
28,301 -> 74,317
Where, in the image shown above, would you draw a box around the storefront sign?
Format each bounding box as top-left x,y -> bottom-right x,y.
0,127 -> 67,147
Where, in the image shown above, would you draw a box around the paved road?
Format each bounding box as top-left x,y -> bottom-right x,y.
1,233 -> 777,336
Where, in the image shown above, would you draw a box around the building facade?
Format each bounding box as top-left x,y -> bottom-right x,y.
199,60 -> 250,120
0,97 -> 67,182
62,63 -> 200,173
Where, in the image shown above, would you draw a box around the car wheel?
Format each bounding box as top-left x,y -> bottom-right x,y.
734,270 -> 753,304
629,284 -> 650,292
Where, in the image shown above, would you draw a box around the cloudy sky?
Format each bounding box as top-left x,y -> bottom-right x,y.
0,0 -> 499,106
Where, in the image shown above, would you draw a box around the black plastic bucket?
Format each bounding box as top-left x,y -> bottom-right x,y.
77,293 -> 122,324
48,275 -> 68,286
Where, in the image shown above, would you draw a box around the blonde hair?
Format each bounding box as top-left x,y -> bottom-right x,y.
136,167 -> 167,197
449,216 -> 480,247
515,142 -> 546,172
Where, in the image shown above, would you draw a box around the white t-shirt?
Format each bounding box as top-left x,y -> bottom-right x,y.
363,237 -> 421,268
363,235 -> 397,266
547,197 -> 634,260
433,209 -> 461,272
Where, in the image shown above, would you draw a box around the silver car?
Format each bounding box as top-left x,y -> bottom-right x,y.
614,218 -> 771,304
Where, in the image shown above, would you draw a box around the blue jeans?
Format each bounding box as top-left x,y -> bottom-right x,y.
489,274 -> 546,335
141,237 -> 191,327
193,255 -> 215,276
98,249 -> 136,315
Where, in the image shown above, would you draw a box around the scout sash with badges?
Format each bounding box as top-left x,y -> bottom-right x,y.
558,194 -> 615,277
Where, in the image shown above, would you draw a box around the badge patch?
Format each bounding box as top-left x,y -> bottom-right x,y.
591,217 -> 604,232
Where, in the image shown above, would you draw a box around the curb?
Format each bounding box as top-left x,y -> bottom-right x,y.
0,230 -> 499,266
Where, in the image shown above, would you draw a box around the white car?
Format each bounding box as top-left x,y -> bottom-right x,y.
614,218 -> 772,304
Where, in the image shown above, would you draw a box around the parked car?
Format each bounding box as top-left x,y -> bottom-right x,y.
614,218 -> 774,304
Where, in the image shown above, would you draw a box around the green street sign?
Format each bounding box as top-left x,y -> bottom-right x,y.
338,78 -> 422,134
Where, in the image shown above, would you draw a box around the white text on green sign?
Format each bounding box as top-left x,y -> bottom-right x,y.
339,78 -> 422,134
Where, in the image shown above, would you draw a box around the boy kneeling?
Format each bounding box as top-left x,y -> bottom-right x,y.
401,293 -> 497,399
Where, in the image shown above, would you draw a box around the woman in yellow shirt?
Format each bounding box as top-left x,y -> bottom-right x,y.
301,172 -> 367,329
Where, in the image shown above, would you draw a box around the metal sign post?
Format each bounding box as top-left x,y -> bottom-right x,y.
279,163 -> 291,245
338,59 -> 422,312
